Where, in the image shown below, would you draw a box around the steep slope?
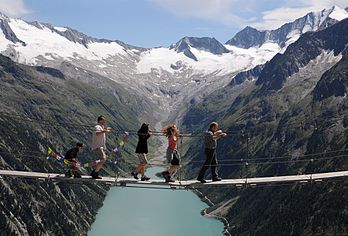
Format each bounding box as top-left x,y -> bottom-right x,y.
0,54 -> 141,235
1,5 -> 348,236
255,17 -> 348,95
182,16 -> 348,236
0,7 -> 346,123
0,12 -> 283,120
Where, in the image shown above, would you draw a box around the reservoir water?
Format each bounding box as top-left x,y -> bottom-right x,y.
88,167 -> 224,236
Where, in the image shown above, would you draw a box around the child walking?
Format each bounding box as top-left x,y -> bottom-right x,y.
64,142 -> 84,178
161,125 -> 181,183
131,123 -> 152,181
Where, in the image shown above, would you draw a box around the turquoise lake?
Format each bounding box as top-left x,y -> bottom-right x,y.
88,167 -> 224,236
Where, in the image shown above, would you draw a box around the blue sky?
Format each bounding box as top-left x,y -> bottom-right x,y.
0,0 -> 347,48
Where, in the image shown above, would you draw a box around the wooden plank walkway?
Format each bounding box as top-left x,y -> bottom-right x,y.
0,170 -> 347,188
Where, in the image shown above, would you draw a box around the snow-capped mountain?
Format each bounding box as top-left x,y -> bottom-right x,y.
0,10 -> 281,120
0,13 -> 277,77
226,6 -> 348,48
0,6 -> 347,121
169,37 -> 229,61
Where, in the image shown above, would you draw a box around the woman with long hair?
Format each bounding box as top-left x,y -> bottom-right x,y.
131,123 -> 152,181
161,124 -> 181,183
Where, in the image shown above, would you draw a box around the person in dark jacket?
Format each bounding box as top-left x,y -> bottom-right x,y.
64,142 -> 84,178
131,123 -> 152,181
197,122 -> 226,183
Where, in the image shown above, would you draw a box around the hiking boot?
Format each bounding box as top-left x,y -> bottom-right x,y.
131,172 -> 139,180
73,171 -> 82,178
165,177 -> 175,183
65,170 -> 72,178
197,178 -> 207,183
162,171 -> 171,182
162,171 -> 169,178
92,174 -> 102,179
91,170 -> 102,179
141,176 -> 150,181
212,177 -> 222,182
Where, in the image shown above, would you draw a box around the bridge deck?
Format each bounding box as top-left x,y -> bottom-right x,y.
0,170 -> 347,188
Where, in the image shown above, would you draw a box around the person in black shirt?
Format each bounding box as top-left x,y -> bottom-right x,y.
64,142 -> 84,178
131,123 -> 152,181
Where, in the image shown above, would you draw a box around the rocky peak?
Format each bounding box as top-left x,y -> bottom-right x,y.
170,36 -> 229,61
0,13 -> 25,46
226,6 -> 348,49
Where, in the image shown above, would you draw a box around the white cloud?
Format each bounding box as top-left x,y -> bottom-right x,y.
151,0 -> 348,31
0,0 -> 29,17
251,6 -> 315,30
296,0 -> 348,9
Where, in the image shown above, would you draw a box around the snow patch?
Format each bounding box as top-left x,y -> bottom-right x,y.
4,18 -> 127,64
0,29 -> 11,51
137,43 -> 280,75
87,41 -> 127,58
54,27 -> 67,32
329,6 -> 348,21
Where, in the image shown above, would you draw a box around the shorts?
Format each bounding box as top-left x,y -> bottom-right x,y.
137,153 -> 148,164
166,148 -> 181,166
93,148 -> 107,161
166,148 -> 174,163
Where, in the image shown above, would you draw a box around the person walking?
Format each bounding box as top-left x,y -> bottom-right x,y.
161,124 -> 181,183
131,123 -> 152,181
197,122 -> 226,183
91,115 -> 112,179
64,142 -> 84,178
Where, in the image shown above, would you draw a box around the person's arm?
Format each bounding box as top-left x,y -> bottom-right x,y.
146,130 -> 152,139
95,127 -> 112,136
212,130 -> 226,140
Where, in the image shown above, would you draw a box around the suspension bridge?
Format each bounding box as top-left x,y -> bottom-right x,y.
0,169 -> 347,189
1,113 -> 348,190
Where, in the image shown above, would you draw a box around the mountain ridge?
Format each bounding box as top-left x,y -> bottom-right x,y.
181,13 -> 348,236
226,6 -> 348,49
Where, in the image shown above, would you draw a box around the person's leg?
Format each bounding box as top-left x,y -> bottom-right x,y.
164,165 -> 177,182
132,164 -> 140,179
95,158 -> 106,172
169,151 -> 180,176
71,159 -> 81,178
71,158 -> 77,170
210,150 -> 219,180
138,154 -> 150,180
168,165 -> 178,176
162,149 -> 173,182
65,160 -> 73,177
138,154 -> 148,177
132,154 -> 147,179
139,164 -> 145,176
92,149 -> 106,178
135,164 -> 141,173
197,149 -> 214,180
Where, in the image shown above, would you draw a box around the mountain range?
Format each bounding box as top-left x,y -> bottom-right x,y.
0,5 -> 348,236
182,11 -> 348,236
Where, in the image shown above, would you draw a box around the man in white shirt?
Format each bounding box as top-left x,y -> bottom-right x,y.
91,115 -> 112,179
